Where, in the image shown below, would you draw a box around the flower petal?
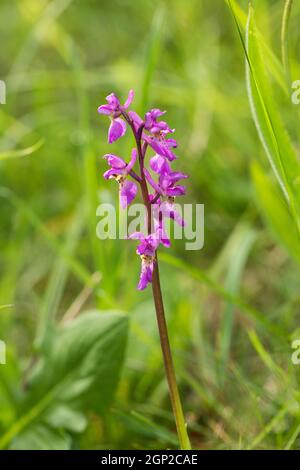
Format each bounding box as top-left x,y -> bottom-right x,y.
165,138 -> 177,148
98,104 -> 113,115
126,148 -> 137,173
138,262 -> 154,290
128,232 -> 145,240
128,110 -> 144,131
157,226 -> 171,247
108,118 -> 126,144
144,136 -> 177,161
144,168 -> 162,194
168,171 -> 188,183
103,153 -> 126,169
103,168 -> 123,180
167,185 -> 186,197
123,89 -> 134,108
161,201 -> 185,227
149,154 -> 170,174
119,180 -> 137,209
106,93 -> 120,109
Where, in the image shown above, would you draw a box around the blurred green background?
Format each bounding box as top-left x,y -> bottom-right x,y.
1,0 -> 300,450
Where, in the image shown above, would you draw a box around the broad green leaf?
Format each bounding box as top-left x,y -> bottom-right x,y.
0,311 -> 128,449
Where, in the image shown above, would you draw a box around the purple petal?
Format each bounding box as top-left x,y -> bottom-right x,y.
138,262 -> 154,290
108,118 -> 126,144
147,234 -> 160,251
149,154 -> 170,174
163,145 -> 177,161
103,154 -> 126,169
98,104 -> 113,115
171,210 -> 185,227
128,111 -> 144,131
151,121 -> 173,134
145,136 -> 177,161
160,201 -> 185,227
165,138 -> 177,148
168,171 -> 188,183
106,93 -> 120,109
123,89 -> 134,108
103,168 -> 123,180
126,148 -> 137,173
143,136 -> 164,155
144,168 -> 162,194
167,185 -> 186,197
157,226 -> 171,247
128,232 -> 145,241
119,180 -> 137,209
136,242 -> 148,256
151,108 -> 166,117
159,174 -> 172,192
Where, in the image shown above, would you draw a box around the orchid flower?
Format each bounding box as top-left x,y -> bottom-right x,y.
144,166 -> 187,198
103,149 -> 137,209
98,89 -> 134,143
142,108 -> 177,161
129,231 -> 160,290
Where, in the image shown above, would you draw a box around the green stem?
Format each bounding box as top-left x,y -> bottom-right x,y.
152,258 -> 191,450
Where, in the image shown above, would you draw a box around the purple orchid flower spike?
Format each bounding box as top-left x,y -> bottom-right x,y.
103,148 -> 138,209
129,232 -> 160,290
98,89 -> 191,449
98,89 -> 134,143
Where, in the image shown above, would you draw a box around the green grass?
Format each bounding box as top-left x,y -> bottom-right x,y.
1,0 -> 300,450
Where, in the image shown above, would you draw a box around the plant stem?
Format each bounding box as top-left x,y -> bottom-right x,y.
123,110 -> 191,449
152,258 -> 191,450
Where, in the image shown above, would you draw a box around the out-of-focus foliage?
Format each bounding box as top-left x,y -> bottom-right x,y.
1,0 -> 300,449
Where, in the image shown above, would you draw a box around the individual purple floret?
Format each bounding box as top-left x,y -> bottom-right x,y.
98,90 -> 187,290
103,149 -> 138,209
129,232 -> 160,290
142,108 -> 177,161
98,89 -> 134,143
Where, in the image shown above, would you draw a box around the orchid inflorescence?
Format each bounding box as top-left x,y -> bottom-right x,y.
98,90 -> 188,290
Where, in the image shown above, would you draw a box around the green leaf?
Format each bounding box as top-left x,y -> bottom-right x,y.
0,311 -> 128,449
228,1 -> 300,233
251,161 -> 300,265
